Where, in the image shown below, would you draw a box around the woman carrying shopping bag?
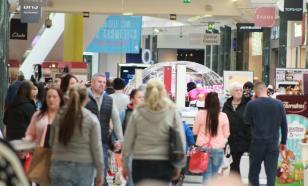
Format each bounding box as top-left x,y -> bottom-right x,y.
122,79 -> 186,185
193,92 -> 230,183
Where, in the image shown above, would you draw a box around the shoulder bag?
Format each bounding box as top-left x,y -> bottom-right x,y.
169,112 -> 186,168
188,135 -> 212,174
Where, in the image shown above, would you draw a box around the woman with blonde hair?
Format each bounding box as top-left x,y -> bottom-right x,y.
49,85 -> 104,186
122,79 -> 186,185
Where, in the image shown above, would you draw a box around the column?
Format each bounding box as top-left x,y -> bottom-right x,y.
218,26 -> 225,76
0,0 -> 9,129
224,26 -> 232,71
63,13 -> 84,62
278,11 -> 287,68
306,4 -> 308,68
262,28 -> 271,85
205,46 -> 211,68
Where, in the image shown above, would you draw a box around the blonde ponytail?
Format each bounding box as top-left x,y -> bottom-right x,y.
144,79 -> 175,111
58,85 -> 87,145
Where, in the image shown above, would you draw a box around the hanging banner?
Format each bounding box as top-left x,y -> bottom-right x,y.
203,33 -> 220,45
20,0 -> 42,23
10,19 -> 28,40
276,95 -> 308,186
284,0 -> 303,21
237,23 -> 263,32
86,16 -> 142,54
254,7 -> 276,28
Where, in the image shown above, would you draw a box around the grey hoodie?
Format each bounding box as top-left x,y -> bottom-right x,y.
122,106 -> 186,169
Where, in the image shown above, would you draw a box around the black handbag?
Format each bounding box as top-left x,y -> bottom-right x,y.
169,112 -> 186,168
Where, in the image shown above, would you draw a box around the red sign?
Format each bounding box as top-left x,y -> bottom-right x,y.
277,95 -> 308,118
254,7 -> 276,28
164,66 -> 172,96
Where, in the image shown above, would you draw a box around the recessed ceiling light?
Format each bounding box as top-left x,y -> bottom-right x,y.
203,15 -> 212,17
153,28 -> 161,33
232,0 -> 238,2
123,12 -> 134,16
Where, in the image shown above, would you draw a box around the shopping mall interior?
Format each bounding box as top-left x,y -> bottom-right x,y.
0,0 -> 308,186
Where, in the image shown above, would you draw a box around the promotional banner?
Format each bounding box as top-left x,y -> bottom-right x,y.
237,23 -> 263,32
87,16 -> 142,54
276,95 -> 308,185
276,68 -> 308,88
20,0 -> 41,23
284,0 -> 303,21
10,19 -> 27,40
254,7 -> 276,28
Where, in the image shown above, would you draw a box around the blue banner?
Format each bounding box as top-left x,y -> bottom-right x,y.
87,16 -> 142,54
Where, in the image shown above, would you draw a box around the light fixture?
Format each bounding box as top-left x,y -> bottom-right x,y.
153,28 -> 161,33
123,12 -> 134,16
190,53 -> 193,57
203,14 -> 212,18
231,0 -> 238,2
52,64 -> 56,68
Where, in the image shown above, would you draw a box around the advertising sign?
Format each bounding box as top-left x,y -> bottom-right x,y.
87,16 -> 142,54
276,68 -> 308,88
284,0 -> 303,21
10,19 -> 28,40
254,7 -> 276,28
223,71 -> 253,92
20,0 -> 41,23
237,23 -> 263,32
276,95 -> 308,186
203,33 -> 221,45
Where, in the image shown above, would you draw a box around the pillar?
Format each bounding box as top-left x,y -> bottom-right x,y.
0,0 -> 9,129
236,30 -> 249,70
262,28 -> 271,85
306,4 -> 308,68
63,13 -> 84,62
278,11 -> 287,68
224,26 -> 232,71
218,26 -> 225,76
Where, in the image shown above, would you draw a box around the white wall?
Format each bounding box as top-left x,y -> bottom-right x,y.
157,34 -> 205,49
98,53 -> 126,78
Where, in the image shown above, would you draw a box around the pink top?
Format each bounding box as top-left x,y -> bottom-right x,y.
25,111 -> 50,146
193,110 -> 230,149
188,88 -> 208,101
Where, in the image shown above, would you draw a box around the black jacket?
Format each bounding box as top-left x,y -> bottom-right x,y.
222,97 -> 250,153
3,97 -> 36,141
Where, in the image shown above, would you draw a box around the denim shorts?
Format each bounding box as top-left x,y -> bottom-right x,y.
50,160 -> 95,186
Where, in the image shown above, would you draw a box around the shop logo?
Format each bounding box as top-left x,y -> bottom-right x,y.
283,101 -> 307,114
285,8 -> 303,12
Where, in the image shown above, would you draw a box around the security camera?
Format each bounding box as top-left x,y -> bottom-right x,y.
45,18 -> 52,28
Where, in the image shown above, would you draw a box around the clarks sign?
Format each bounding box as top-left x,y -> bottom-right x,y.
284,0 -> 303,21
10,19 -> 28,40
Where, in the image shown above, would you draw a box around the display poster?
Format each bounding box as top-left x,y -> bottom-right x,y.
86,16 -> 142,54
10,19 -> 28,40
223,71 -> 253,92
276,95 -> 308,186
284,0 -> 303,21
20,0 -> 41,23
276,68 -> 308,88
254,7 -> 276,28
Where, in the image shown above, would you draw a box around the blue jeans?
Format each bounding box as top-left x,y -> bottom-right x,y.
102,144 -> 109,178
249,140 -> 279,186
202,148 -> 224,182
50,160 -> 95,186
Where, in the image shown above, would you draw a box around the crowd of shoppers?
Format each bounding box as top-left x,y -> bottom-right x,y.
1,71 -> 288,186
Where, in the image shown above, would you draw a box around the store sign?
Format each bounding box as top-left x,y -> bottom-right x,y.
237,23 -> 263,32
284,0 -> 303,21
86,16 -> 142,54
276,68 -> 308,88
254,7 -> 276,28
10,19 -> 28,40
203,33 -> 220,45
20,0 -> 41,23
21,0 -> 48,5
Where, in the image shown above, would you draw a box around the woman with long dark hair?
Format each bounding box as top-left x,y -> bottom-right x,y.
49,85 -> 103,186
4,81 -> 36,141
193,92 -> 230,182
60,74 -> 78,95
25,87 -> 64,146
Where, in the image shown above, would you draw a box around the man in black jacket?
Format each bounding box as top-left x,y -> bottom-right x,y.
85,73 -> 123,182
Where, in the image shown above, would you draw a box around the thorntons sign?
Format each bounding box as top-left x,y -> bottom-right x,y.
277,95 -> 308,118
